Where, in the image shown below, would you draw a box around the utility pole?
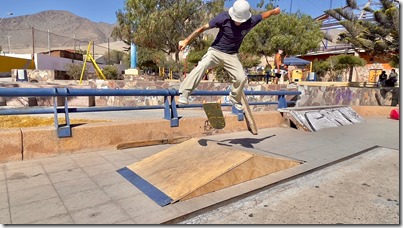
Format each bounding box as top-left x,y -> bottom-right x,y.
325,0 -> 333,49
107,38 -> 110,64
48,29 -> 50,55
6,35 -> 11,53
290,0 -> 293,13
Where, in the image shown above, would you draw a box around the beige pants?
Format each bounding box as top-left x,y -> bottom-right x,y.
179,47 -> 247,103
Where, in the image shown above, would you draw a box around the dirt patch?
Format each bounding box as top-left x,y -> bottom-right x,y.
0,115 -> 109,128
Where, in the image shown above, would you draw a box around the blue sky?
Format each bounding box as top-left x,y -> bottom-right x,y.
1,0 -> 372,24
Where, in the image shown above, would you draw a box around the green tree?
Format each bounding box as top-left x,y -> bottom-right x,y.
111,0 -> 224,62
186,36 -> 214,65
238,52 -> 262,69
240,10 -> 323,62
137,47 -> 166,72
312,59 -> 330,80
316,54 -> 366,81
325,0 -> 399,67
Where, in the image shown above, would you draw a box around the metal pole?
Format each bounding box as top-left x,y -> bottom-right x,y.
73,34 -> 76,52
107,38 -> 110,64
290,0 -> 293,13
48,29 -> 50,55
131,43 -> 137,68
6,35 -> 10,53
32,27 -> 35,57
325,0 -> 333,49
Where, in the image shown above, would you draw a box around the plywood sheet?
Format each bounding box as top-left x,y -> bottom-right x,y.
181,155 -> 301,201
126,138 -> 253,202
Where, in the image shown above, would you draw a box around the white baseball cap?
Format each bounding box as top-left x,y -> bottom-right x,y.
228,0 -> 252,23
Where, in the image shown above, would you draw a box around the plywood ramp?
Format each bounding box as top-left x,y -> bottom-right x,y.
118,138 -> 300,206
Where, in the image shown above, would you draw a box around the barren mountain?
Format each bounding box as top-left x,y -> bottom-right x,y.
0,10 -> 119,54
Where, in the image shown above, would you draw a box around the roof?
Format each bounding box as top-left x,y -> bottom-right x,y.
284,57 -> 311,66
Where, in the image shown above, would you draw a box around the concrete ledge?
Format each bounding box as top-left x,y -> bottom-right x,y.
0,129 -> 22,162
17,111 -> 285,161
352,106 -> 398,117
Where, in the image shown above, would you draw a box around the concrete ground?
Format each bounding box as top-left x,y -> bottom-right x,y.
177,147 -> 399,224
0,114 -> 399,224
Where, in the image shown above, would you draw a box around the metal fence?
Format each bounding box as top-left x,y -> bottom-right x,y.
0,27 -> 126,63
0,88 -> 301,138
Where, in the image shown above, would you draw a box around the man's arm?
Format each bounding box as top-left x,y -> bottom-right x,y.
178,23 -> 211,51
261,7 -> 280,20
275,54 -> 281,71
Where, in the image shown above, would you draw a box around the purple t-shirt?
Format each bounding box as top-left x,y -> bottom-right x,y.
209,11 -> 263,54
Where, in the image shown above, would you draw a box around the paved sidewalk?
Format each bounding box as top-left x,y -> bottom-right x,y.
178,147 -> 399,224
0,117 -> 399,224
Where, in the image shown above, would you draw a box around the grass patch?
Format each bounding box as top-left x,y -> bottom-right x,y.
0,116 -> 109,128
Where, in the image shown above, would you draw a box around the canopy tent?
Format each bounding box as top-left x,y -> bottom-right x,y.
284,57 -> 311,66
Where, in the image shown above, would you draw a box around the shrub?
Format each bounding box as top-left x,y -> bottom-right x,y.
65,63 -> 86,80
102,65 -> 120,80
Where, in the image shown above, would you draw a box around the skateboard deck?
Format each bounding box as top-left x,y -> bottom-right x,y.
203,101 -> 225,129
241,91 -> 258,135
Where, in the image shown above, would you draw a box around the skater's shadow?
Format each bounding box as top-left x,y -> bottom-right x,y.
198,135 -> 275,149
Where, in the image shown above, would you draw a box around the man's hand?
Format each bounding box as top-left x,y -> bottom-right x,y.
272,7 -> 280,15
178,40 -> 189,51
261,7 -> 281,19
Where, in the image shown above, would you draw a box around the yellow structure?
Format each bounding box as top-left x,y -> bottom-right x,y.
159,67 -> 173,79
80,41 -> 106,84
0,56 -> 35,73
368,69 -> 382,83
292,69 -> 303,82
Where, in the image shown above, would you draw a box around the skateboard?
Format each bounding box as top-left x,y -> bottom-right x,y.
240,91 -> 258,135
203,100 -> 225,129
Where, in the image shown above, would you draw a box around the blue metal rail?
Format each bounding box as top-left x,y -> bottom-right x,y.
0,88 -> 301,138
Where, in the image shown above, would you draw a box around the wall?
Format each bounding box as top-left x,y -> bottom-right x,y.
0,79 -> 399,109
297,84 -> 399,107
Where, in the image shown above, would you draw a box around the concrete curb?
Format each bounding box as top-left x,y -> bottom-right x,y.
1,111 -> 286,162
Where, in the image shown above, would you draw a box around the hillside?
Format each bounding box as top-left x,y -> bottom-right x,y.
0,10 -> 123,54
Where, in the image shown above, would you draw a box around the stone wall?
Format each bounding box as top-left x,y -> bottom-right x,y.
86,79 -> 294,111
0,77 -> 399,109
297,85 -> 399,107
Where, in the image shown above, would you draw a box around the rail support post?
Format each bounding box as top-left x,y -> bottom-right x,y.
163,95 -> 179,127
53,88 -> 72,138
278,93 -> 287,109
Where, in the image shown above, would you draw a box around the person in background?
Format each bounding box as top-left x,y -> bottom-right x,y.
389,68 -> 398,79
177,0 -> 281,110
378,70 -> 388,87
273,48 -> 285,84
385,69 -> 398,87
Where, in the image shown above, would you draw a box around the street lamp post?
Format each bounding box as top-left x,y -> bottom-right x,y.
0,12 -> 13,24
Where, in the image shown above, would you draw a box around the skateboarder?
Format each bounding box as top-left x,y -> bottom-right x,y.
177,0 -> 281,110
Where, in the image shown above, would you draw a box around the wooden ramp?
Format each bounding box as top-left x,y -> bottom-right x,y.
117,138 -> 301,206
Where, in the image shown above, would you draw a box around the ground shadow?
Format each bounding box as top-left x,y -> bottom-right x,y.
198,134 -> 276,149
